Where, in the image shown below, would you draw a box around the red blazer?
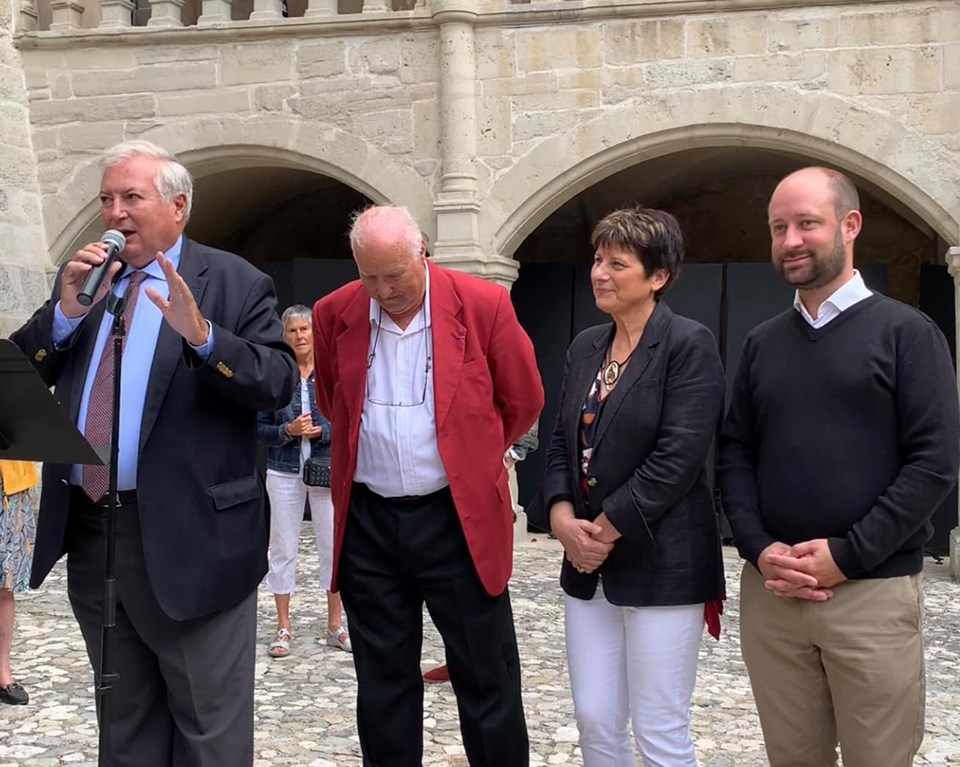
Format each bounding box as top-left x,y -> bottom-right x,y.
312,261 -> 543,596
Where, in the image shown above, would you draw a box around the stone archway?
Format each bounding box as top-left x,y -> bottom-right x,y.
486,88 -> 960,259
44,117 -> 435,263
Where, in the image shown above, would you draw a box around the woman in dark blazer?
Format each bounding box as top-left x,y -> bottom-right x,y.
532,207 -> 725,767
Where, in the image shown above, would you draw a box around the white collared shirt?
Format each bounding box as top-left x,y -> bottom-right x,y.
793,270 -> 872,328
354,267 -> 448,498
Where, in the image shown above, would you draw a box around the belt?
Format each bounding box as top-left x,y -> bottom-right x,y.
354,482 -> 450,507
70,486 -> 139,508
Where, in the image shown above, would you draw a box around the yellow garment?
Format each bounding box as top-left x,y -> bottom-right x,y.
0,460 -> 39,498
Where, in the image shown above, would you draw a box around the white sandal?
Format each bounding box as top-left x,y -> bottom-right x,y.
325,626 -> 352,653
268,627 -> 292,658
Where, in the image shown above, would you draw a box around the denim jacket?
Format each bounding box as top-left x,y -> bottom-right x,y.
256,371 -> 331,475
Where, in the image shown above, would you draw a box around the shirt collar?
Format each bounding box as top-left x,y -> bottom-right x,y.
118,234 -> 183,283
793,269 -> 871,319
368,261 -> 431,333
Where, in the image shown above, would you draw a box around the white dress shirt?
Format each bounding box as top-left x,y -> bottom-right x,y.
793,270 -> 872,328
354,267 -> 448,498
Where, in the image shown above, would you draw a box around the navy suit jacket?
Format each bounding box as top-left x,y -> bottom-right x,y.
11,237 -> 297,620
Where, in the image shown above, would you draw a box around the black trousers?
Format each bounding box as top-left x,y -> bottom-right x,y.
339,483 -> 529,767
64,489 -> 257,767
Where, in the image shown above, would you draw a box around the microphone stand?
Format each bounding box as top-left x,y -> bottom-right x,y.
97,281 -> 131,767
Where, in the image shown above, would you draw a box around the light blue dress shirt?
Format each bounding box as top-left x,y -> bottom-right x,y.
52,236 -> 213,490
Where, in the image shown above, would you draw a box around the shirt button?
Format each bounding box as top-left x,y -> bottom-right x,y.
586,477 -> 598,487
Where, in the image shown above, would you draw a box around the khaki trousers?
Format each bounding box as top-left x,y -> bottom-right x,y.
739,563 -> 925,767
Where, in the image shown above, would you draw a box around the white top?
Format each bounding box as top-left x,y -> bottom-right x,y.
792,270 -> 872,329
300,376 -> 311,467
354,267 -> 448,498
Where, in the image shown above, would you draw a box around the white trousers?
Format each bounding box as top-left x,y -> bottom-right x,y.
263,471 -> 334,594
564,584 -> 704,767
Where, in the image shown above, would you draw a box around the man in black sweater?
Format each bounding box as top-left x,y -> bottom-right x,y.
719,166 -> 960,767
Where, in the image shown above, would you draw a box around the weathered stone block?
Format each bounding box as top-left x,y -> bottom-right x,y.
827,47 -> 941,95
516,28 -> 602,74
349,39 -> 400,76
221,43 -> 293,86
837,7 -> 960,46
476,95 -> 509,156
399,34 -> 438,85
28,93 -> 156,125
72,62 -> 217,96
253,83 -> 296,113
513,109 -> 581,142
482,72 -> 557,97
356,108 -> 410,144
512,90 -> 599,113
0,107 -> 30,150
946,43 -> 960,90
59,121 -> 126,153
137,45 -> 220,65
686,15 -> 768,58
297,40 -> 346,79
158,89 -> 251,117
732,52 -> 827,84
61,49 -> 137,70
412,98 -> 440,160
476,29 -> 515,80
604,19 -> 684,65
768,13 -> 837,52
645,58 -> 732,89
0,65 -> 26,103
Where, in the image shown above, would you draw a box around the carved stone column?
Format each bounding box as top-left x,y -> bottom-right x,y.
946,246 -> 960,579
249,0 -> 283,20
304,0 -> 337,17
18,0 -> 39,31
197,0 -> 234,24
49,0 -> 85,29
99,0 -> 135,27
146,0 -> 184,24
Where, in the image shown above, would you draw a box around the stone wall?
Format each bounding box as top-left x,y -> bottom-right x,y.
10,0 -> 960,303
0,1 -> 49,336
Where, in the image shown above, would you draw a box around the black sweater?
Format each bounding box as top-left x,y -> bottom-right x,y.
719,294 -> 960,579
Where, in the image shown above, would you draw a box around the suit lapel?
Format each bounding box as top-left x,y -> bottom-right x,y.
335,288 -> 372,430
429,263 -> 465,431
139,238 -> 208,453
592,301 -> 671,448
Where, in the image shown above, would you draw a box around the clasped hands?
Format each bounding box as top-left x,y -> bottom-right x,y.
549,501 -> 620,574
285,413 -> 322,439
758,539 -> 846,601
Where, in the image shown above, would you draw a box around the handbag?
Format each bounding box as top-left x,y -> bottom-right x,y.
302,456 -> 331,488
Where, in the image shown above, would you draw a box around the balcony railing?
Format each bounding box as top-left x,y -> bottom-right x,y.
18,0 -> 426,32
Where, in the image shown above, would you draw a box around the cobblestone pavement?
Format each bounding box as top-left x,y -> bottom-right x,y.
2,533 -> 959,766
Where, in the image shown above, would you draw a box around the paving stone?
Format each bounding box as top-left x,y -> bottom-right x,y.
1,534 -> 958,764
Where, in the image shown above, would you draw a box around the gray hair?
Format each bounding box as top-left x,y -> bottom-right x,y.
281,304 -> 311,327
100,140 -> 194,222
348,205 -> 423,260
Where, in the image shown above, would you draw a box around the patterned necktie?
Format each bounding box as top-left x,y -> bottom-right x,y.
81,271 -> 147,502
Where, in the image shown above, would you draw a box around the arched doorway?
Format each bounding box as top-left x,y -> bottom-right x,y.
509,146 -> 956,554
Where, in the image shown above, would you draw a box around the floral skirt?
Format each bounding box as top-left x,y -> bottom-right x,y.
0,477 -> 38,593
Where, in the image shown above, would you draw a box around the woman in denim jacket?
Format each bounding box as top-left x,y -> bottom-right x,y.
257,305 -> 350,657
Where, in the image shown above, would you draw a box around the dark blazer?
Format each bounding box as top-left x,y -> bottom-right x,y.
11,238 -> 297,621
530,301 -> 726,607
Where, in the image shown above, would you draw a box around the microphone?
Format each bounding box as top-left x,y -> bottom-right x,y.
77,230 -> 126,307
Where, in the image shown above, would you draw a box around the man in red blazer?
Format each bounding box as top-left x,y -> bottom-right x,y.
313,205 -> 543,767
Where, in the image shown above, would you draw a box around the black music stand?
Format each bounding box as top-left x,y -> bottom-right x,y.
0,339 -> 102,466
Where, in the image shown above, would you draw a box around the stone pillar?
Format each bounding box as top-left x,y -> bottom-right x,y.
146,0 -> 184,24
99,0 -> 135,27
49,0 -> 85,29
197,0 -> 233,24
430,0 -> 488,278
361,0 -> 390,13
303,0 -> 337,18
18,0 -> 39,32
248,0 -> 283,20
947,246 -> 960,579
0,4 -> 51,338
